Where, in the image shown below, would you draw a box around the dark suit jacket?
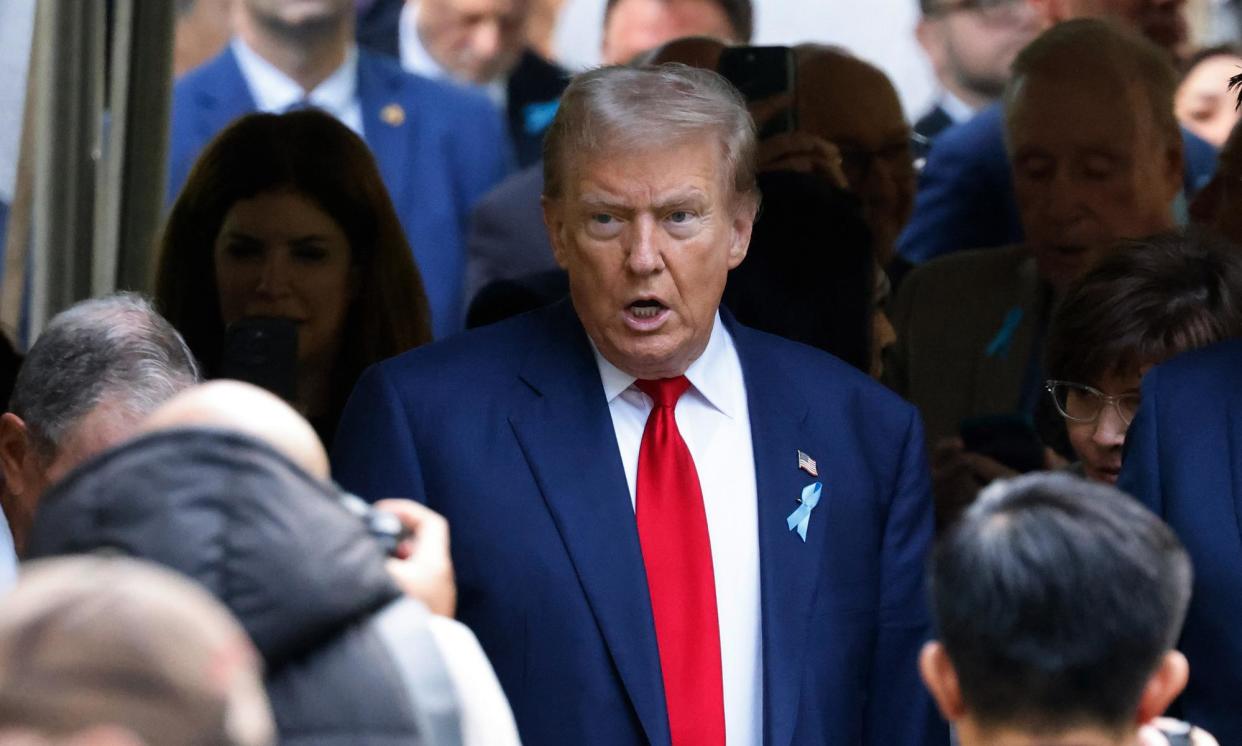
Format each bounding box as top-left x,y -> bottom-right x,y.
895,103 -> 1219,266
885,244 -> 1049,445
168,46 -> 513,338
355,0 -> 569,167
332,301 -> 946,746
1118,339 -> 1242,745
464,164 -> 555,305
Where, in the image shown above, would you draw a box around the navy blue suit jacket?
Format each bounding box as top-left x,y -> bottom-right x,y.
332,301 -> 946,746
895,103 -> 1218,266
168,46 -> 513,338
1119,339 -> 1242,744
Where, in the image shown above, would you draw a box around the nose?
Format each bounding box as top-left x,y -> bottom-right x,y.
255,252 -> 292,298
624,215 -> 664,276
1091,403 -> 1129,449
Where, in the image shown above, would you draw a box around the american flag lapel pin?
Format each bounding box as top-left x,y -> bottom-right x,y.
797,450 -> 818,477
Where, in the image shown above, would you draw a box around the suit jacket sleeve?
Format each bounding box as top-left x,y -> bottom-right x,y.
866,406 -> 949,745
332,362 -> 428,504
1117,366 -> 1163,516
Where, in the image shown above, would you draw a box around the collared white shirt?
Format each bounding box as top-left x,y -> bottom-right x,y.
592,313 -> 763,746
231,37 -> 364,136
399,1 -> 506,109
937,89 -> 977,125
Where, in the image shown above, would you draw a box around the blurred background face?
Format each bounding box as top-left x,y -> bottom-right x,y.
797,52 -> 915,267
1189,122 -> 1242,244
921,0 -> 1041,106
213,190 -> 357,372
545,138 -> 752,379
416,0 -> 530,83
1045,0 -> 1187,52
601,0 -> 738,65
242,0 -> 353,33
1175,51 -> 1242,149
1006,73 -> 1180,289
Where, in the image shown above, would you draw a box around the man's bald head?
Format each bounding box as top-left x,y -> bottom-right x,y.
140,381 -> 330,481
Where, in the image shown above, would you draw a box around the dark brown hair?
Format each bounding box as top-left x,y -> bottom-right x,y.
155,110 -> 432,429
1046,229 -> 1242,384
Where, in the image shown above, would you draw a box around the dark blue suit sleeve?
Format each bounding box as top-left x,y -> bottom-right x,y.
866,407 -> 949,745
1117,366 -> 1163,515
331,362 -> 428,504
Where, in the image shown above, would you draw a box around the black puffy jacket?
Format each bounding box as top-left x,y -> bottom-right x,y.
28,427 -> 462,746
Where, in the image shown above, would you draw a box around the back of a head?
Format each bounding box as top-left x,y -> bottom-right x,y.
930,473 -> 1192,733
1004,18 -> 1179,147
0,555 -> 273,746
9,293 -> 199,461
1047,230 -> 1242,383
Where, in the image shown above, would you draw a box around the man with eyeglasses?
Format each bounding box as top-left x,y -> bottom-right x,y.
896,0 -> 1217,268
914,0 -> 1040,141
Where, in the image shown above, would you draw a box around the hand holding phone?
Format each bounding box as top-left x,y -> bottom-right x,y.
219,317 -> 298,402
716,45 -> 798,138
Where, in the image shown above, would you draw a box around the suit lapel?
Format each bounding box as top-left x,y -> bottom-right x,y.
971,248 -> 1043,416
191,48 -> 260,144
357,52 -> 413,213
508,303 -> 670,746
730,320 -> 820,746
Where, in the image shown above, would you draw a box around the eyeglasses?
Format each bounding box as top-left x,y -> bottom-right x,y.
1045,380 -> 1141,426
838,135 -> 923,185
926,0 -> 1032,24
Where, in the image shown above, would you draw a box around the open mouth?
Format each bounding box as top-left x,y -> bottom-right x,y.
624,299 -> 670,330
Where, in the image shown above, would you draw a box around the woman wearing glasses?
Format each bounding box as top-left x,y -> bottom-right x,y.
1043,230 -> 1242,484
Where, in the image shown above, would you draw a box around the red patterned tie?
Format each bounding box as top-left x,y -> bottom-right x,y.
634,376 -> 726,746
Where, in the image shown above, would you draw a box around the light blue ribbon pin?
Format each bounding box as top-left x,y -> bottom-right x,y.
786,482 -> 822,542
985,306 -> 1024,359
523,100 -> 560,135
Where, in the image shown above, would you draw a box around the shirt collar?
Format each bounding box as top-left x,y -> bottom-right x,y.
591,312 -> 740,419
938,89 -> 977,124
231,37 -> 359,118
399,1 -> 507,108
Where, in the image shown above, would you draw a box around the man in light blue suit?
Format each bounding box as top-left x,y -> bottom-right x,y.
1119,338 -> 1242,745
334,64 -> 945,746
168,0 -> 513,338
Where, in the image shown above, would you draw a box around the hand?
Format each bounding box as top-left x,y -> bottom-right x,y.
376,499 -> 457,617
930,437 -> 1018,529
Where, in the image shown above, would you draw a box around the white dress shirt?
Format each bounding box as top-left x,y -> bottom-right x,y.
231,38 -> 364,136
426,616 -> 522,746
398,1 -> 506,108
937,89 -> 977,125
592,313 -> 763,746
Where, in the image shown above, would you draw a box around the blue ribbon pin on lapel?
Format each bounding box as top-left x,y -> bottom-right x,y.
787,482 -> 822,542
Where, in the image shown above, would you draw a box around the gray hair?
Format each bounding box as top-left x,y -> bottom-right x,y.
542,64 -> 759,207
10,293 -> 200,461
1004,18 -> 1180,147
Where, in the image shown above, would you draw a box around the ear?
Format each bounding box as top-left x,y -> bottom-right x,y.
1135,651 -> 1189,724
541,195 -> 572,270
0,412 -> 31,497
919,641 -> 968,722
726,196 -> 757,270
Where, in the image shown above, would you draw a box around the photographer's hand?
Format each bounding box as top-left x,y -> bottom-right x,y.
376,499 -> 457,617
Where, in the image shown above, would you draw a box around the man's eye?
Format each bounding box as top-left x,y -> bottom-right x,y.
668,211 -> 692,223
591,214 -> 615,225
1081,154 -> 1119,180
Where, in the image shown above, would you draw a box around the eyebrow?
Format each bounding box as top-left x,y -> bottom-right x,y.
577,189 -> 710,211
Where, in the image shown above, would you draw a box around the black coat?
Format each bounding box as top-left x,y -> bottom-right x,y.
27,428 -> 461,746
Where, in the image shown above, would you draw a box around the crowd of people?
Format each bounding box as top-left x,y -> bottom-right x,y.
2,0 -> 1242,744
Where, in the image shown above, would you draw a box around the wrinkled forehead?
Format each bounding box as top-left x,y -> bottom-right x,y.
554,133 -> 736,205
1006,69 -> 1149,145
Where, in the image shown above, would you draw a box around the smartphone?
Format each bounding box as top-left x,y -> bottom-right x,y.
716,45 -> 797,138
959,414 -> 1045,474
219,317 -> 298,402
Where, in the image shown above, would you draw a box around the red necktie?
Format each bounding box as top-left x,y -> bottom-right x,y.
634,377 -> 726,746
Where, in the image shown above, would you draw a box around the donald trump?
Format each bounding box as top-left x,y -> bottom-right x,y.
334,64 -> 945,746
